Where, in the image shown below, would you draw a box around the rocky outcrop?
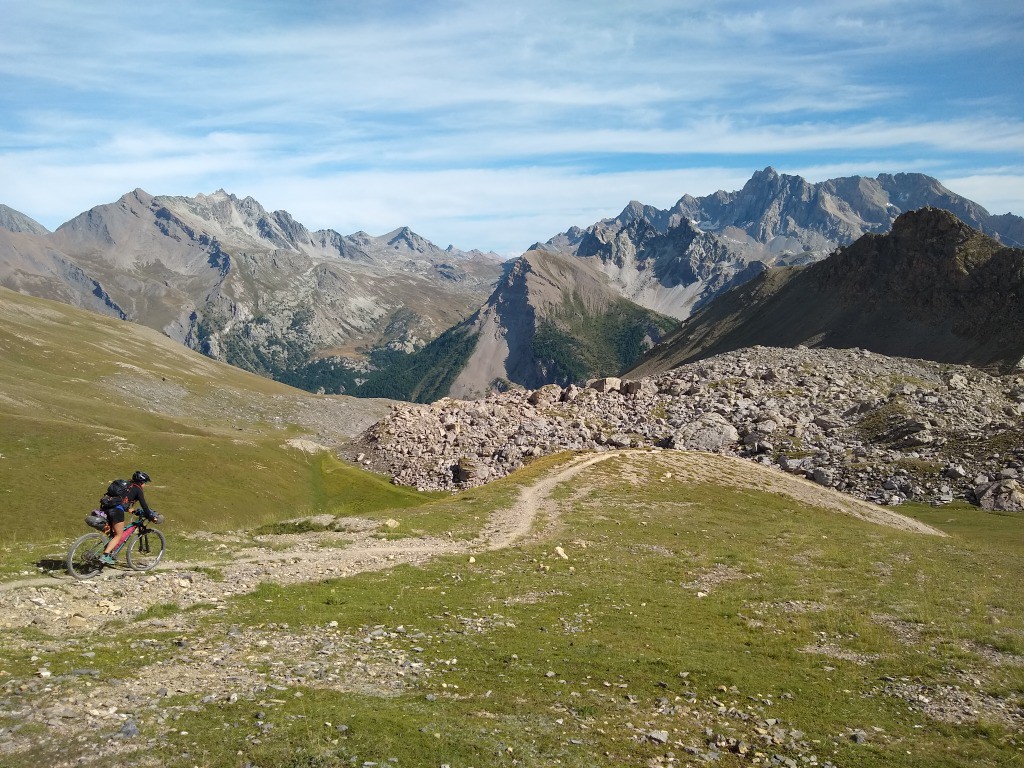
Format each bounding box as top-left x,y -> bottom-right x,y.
352,346 -> 1024,512
974,478 -> 1023,512
536,168 -> 1024,323
626,209 -> 1024,378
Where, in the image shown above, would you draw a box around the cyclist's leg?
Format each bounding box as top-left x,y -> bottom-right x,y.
103,507 -> 126,555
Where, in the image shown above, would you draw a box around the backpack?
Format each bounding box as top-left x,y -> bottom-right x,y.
99,479 -> 130,510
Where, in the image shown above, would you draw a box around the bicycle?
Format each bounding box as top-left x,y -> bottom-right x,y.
66,509 -> 166,579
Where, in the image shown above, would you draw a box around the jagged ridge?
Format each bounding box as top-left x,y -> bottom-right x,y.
537,168 -> 1024,323
626,208 -> 1024,377
0,189 -> 505,392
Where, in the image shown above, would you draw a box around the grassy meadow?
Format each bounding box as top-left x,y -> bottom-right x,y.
0,287 -> 400,553
0,288 -> 1021,767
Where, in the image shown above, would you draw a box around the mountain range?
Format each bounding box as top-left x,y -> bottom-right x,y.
1,168 -> 1022,399
354,170 -> 1024,400
534,167 -> 1024,320
626,207 -> 1024,377
0,189 -> 504,390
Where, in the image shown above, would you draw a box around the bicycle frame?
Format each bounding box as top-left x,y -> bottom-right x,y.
108,513 -> 150,556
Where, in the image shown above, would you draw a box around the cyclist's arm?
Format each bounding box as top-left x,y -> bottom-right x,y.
130,486 -> 153,515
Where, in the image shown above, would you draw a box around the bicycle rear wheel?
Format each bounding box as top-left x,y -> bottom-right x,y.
67,532 -> 108,579
126,528 -> 166,571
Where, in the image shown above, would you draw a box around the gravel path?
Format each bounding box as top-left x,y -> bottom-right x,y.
0,450 -> 980,767
1,450 -> 942,625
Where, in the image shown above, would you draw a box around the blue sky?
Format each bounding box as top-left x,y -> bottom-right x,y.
1,0 -> 1022,255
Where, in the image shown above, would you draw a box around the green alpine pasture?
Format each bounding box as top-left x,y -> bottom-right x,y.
1,288 -> 1021,767
3,455 -> 1022,768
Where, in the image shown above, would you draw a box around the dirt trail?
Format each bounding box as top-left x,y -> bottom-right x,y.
0,450 -> 956,766
0,450 -> 943,629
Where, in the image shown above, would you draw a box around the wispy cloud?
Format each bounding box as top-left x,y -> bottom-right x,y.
1,0 -> 1022,252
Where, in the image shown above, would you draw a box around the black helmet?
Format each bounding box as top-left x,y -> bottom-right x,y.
132,471 -> 151,484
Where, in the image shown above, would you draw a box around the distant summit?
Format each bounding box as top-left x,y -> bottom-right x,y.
626,208 -> 1024,377
0,204 -> 49,236
0,189 -> 504,392
535,168 -> 1024,323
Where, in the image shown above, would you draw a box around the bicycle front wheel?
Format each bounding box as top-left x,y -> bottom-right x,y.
126,528 -> 166,571
67,532 -> 108,579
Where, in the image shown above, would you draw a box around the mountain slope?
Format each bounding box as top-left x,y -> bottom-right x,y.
537,168 -> 1024,322
625,208 -> 1024,377
0,190 -> 504,390
0,204 -> 49,235
356,250 -> 678,401
0,285 -> 415,539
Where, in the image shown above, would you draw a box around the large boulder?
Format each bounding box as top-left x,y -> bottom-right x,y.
684,415 -> 740,453
588,377 -> 622,393
973,479 -> 1024,512
454,457 -> 488,484
528,384 -> 563,407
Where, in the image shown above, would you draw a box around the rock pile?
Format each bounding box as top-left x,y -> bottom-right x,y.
352,347 -> 1024,510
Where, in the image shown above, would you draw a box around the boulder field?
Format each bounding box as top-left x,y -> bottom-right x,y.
351,346 -> 1023,511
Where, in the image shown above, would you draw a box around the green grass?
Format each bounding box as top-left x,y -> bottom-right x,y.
4,453 -> 1019,768
0,288 -> 406,550
2,289 -> 1022,768
531,295 -> 679,384
354,324 -> 480,402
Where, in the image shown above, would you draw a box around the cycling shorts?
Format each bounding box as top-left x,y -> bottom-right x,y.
106,506 -> 126,526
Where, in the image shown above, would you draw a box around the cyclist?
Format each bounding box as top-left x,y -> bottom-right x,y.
100,471 -> 157,565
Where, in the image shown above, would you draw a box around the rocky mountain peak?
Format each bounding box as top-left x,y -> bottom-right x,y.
540,168 -> 1024,338
0,188 -> 507,397
628,210 -> 1024,377
384,226 -> 433,254
815,206 -> 1013,290
749,165 -> 780,183
0,204 -> 50,235
888,205 -> 971,243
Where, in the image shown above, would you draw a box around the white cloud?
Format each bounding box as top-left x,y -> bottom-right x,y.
943,172 -> 1024,217
1,0 -> 1023,252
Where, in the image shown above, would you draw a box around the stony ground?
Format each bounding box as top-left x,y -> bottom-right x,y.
1,451 -> 1019,768
352,347 -> 1024,512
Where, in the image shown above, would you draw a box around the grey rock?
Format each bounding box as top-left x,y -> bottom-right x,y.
118,720 -> 141,738
528,385 -> 563,406
812,468 -> 835,487
813,415 -> 846,431
354,347 -> 1023,513
588,377 -> 622,393
974,479 -> 1024,512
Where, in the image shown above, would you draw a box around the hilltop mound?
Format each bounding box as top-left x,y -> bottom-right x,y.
354,345 -> 1024,510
